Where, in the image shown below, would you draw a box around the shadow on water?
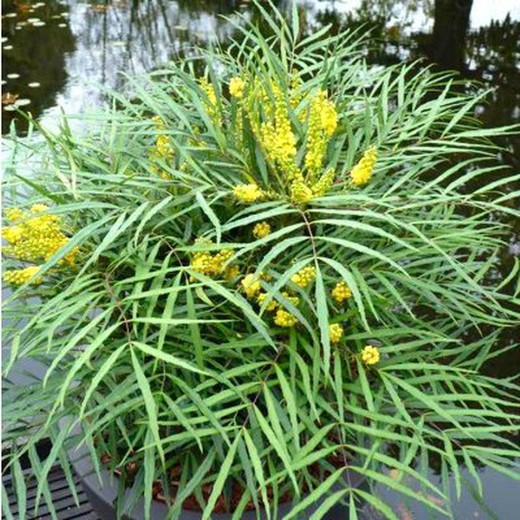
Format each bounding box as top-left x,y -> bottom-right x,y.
2,1 -> 519,518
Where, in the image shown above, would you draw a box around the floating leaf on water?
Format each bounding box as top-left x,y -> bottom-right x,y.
3,45 -> 13,50
28,82 -> 41,88
51,14 -> 61,19
14,99 -> 31,107
7,73 -> 20,79
2,92 -> 19,105
61,12 -> 69,17
58,23 -> 67,28
28,18 -> 41,23
16,21 -> 28,26
1,37 -> 8,43
5,13 -> 17,18
33,21 -> 46,26
1,81 -> 6,85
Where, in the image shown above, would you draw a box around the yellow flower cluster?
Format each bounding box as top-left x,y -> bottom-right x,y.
189,240 -> 237,280
3,205 -> 78,266
311,168 -> 335,197
304,90 -> 338,175
281,291 -> 300,307
291,265 -> 316,288
290,179 -> 314,204
257,291 -> 278,311
274,309 -> 298,327
253,221 -> 271,239
3,265 -> 42,286
233,183 -> 264,203
229,76 -> 245,98
332,281 -> 352,303
361,345 -> 380,365
199,77 -> 219,122
329,323 -> 344,343
350,146 -> 378,186
4,208 -> 24,221
241,273 -> 262,298
149,116 -> 174,179
255,83 -> 299,177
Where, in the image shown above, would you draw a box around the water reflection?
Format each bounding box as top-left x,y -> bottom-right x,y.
2,0 -> 75,131
2,0 -> 257,133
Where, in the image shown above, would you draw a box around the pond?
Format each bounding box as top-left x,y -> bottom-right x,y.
2,1 -> 519,518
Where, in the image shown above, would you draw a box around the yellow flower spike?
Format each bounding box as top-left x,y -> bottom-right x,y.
199,77 -> 217,107
304,90 -> 338,175
148,116 -> 174,179
2,226 -> 24,244
229,76 -> 245,98
320,99 -> 338,136
224,265 -> 240,281
257,292 -> 278,312
332,281 -> 352,303
350,146 -> 378,187
2,207 -> 76,267
311,168 -> 335,197
290,180 -> 314,204
233,183 -> 264,204
241,274 -> 261,298
4,208 -> 25,222
329,323 -> 344,344
291,266 -> 316,289
252,221 -> 271,239
30,203 -> 50,213
361,345 -> 381,366
274,309 -> 298,327
280,291 -> 300,307
3,265 -> 43,286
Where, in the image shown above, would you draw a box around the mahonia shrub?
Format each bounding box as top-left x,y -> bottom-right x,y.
3,3 -> 519,519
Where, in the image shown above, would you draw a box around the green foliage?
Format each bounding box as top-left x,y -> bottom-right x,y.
2,2 -> 519,518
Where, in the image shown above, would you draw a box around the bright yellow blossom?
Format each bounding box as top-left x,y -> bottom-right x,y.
274,309 -> 298,327
304,90 -> 338,174
233,183 -> 264,203
329,323 -> 344,343
280,291 -> 300,307
2,207 -> 78,268
241,274 -> 261,298
311,168 -> 335,197
3,265 -> 42,286
3,226 -> 23,244
290,179 -> 314,204
291,265 -> 316,288
361,345 -> 380,365
149,116 -> 174,179
350,146 -> 378,186
189,240 -> 236,280
253,221 -> 271,239
332,281 -> 352,303
229,76 -> 245,98
199,77 -> 217,106
4,208 -> 24,222
257,292 -> 278,312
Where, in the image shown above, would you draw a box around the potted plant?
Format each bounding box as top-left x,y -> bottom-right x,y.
2,3 -> 519,519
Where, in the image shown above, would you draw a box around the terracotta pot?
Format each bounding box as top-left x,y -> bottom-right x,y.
69,445 -> 361,519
